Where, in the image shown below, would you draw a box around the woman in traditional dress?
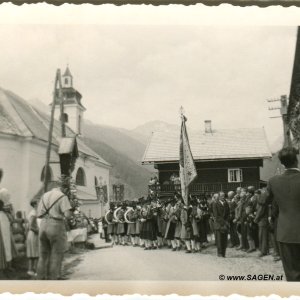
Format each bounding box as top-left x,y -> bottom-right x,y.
140,199 -> 156,250
0,198 -> 13,272
26,199 -> 39,276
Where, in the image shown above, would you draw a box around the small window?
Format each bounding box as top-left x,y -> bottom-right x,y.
76,167 -> 86,186
94,176 -> 98,186
228,169 -> 243,183
65,78 -> 68,85
78,115 -> 82,135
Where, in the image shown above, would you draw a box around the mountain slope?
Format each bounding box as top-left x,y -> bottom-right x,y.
82,136 -> 150,197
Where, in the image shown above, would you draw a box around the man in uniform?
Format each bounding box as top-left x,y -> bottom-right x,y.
36,177 -> 72,280
265,147 -> 300,281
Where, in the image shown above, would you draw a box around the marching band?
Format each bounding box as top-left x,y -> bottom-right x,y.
104,193 -> 211,253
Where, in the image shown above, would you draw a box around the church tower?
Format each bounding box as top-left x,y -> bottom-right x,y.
54,66 -> 86,135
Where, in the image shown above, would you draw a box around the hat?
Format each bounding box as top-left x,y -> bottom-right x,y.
30,198 -> 38,207
0,188 -> 10,205
247,186 -> 255,194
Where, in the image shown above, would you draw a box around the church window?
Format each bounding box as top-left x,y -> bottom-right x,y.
63,113 -> 68,123
78,115 -> 82,135
41,165 -> 53,182
65,78 -> 68,85
94,176 -> 98,187
76,167 -> 86,186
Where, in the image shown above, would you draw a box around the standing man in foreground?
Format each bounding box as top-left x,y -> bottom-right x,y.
266,147 -> 300,281
37,177 -> 72,280
212,191 -> 230,258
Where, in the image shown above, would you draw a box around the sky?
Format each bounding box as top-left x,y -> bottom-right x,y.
0,5 -> 299,149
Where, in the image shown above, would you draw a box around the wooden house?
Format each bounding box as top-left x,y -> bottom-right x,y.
142,121 -> 272,197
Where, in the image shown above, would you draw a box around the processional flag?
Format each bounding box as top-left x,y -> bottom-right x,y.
287,27 -> 300,145
179,110 -> 197,205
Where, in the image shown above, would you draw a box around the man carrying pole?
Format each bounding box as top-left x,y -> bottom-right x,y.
179,107 -> 197,205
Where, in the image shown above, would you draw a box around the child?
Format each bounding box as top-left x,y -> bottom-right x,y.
26,199 -> 39,276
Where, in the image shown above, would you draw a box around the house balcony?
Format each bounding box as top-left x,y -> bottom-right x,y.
149,181 -> 260,197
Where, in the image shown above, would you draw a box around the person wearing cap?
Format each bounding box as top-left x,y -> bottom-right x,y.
126,202 -> 137,246
173,197 -> 183,251
106,203 -> 116,245
36,177 -> 72,280
264,147 -> 300,281
116,203 -> 126,246
164,197 -> 178,251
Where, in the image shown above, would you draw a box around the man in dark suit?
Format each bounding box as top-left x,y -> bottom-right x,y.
254,189 -> 269,257
212,191 -> 230,257
266,147 -> 300,281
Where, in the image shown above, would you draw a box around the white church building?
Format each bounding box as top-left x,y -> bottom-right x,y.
0,67 -> 111,218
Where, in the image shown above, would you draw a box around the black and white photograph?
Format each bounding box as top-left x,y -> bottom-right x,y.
0,4 -> 300,290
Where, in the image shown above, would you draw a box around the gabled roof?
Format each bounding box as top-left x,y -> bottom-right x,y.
0,87 -> 111,167
142,127 -> 272,163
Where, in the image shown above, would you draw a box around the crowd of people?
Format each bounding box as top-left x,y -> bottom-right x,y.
103,185 -> 280,260
0,169 -> 95,280
0,146 -> 299,281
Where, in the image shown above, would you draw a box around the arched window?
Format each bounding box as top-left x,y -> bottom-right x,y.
63,113 -> 68,123
94,176 -> 98,187
41,165 -> 53,182
78,115 -> 82,135
76,167 -> 86,186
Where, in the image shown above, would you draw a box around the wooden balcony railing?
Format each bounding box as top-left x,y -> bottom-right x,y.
149,181 -> 259,196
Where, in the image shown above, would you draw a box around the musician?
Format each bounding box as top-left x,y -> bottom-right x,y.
164,197 -> 177,251
126,201 -> 138,246
106,203 -> 117,245
174,196 -> 183,251
116,203 -> 126,246
156,200 -> 166,248
140,198 -> 156,250
180,202 -> 193,253
190,197 -> 201,252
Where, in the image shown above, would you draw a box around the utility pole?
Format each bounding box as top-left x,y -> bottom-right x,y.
268,95 -> 292,148
44,69 -> 60,193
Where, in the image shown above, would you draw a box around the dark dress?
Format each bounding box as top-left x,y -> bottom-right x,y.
140,207 -> 157,241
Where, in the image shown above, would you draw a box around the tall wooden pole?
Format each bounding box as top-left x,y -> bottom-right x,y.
44,70 -> 59,193
280,95 -> 292,147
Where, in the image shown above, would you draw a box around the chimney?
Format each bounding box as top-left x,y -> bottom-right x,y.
205,120 -> 212,133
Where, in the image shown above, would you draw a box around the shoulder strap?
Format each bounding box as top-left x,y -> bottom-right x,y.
39,194 -> 65,218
